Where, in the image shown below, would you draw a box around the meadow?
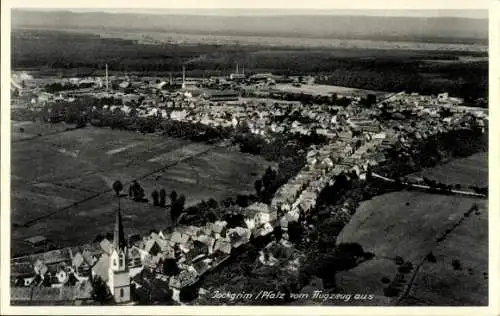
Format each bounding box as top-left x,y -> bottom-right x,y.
399,199 -> 488,305
409,152 -> 488,187
11,123 -> 273,256
335,190 -> 487,306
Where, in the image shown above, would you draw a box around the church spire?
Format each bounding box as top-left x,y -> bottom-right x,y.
114,202 -> 127,250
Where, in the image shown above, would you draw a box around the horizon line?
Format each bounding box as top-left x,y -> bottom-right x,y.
11,8 -> 489,19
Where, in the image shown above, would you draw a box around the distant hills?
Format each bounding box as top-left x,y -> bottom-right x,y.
11,10 -> 488,44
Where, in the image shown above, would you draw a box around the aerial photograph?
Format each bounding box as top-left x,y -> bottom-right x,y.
8,7 -> 488,307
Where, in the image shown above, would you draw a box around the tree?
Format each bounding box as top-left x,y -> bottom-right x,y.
170,190 -> 178,205
178,195 -> 186,208
254,179 -> 263,196
151,190 -> 160,206
452,259 -> 462,270
207,198 -> 218,209
162,258 -> 180,276
426,252 -> 437,263
130,180 -> 146,201
262,167 -> 275,190
112,180 -> 124,196
91,275 -> 113,304
171,194 -> 186,224
159,189 -> 167,207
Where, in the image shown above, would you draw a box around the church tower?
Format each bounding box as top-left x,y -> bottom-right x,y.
107,204 -> 131,303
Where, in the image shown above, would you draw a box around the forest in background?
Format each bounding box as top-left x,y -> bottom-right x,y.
11,29 -> 488,103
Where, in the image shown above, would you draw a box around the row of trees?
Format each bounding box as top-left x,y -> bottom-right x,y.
43,82 -> 93,93
112,180 -> 186,224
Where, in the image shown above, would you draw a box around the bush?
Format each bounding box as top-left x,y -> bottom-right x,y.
452,259 -> 462,270
398,261 -> 414,274
383,286 -> 399,297
426,252 -> 437,263
394,256 -> 404,265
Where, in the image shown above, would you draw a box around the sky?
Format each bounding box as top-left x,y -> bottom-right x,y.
10,0 -> 490,19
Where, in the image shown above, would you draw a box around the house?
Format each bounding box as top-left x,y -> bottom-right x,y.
80,244 -> 101,266
91,254 -> 110,282
207,221 -> 228,239
128,247 -> 143,268
169,231 -> 191,247
24,236 -> 48,248
191,259 -> 211,277
203,89 -> 239,102
253,222 -> 275,238
194,235 -> 216,254
143,237 -> 172,257
169,269 -> 199,290
228,227 -> 251,249
100,239 -> 113,255
184,240 -> 209,262
143,254 -> 162,271
71,252 -> 92,277
213,239 -> 232,254
245,202 -> 278,226
170,109 -> 188,121
11,262 -> 34,285
10,281 -> 93,304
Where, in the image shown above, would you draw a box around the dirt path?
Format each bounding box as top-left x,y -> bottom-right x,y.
395,203 -> 480,305
371,173 -> 486,198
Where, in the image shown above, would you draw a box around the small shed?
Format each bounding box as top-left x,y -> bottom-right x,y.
24,236 -> 48,247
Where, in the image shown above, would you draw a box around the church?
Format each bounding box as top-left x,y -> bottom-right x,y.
106,206 -> 131,303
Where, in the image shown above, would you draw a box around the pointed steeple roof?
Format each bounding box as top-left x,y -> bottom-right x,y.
114,203 -> 127,251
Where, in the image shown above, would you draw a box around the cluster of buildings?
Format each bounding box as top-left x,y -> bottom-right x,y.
10,69 -> 488,305
10,199 -> 281,304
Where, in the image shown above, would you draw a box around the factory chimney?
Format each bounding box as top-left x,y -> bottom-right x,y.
105,64 -> 109,91
236,63 -> 239,74
182,65 -> 186,85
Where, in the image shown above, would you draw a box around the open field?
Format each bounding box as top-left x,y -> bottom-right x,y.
335,191 -> 487,305
409,152 -> 488,187
11,121 -> 77,142
11,123 -> 273,256
399,200 -> 488,305
98,30 -> 487,52
271,83 -> 386,98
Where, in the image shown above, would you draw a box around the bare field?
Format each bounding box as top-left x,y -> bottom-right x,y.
409,152 -> 488,187
336,191 -> 487,306
95,30 -> 487,52
271,83 -> 386,98
11,124 -> 273,256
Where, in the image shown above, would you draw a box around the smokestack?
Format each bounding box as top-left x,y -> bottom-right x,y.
169,72 -> 173,85
105,64 -> 109,91
242,65 -> 245,75
236,63 -> 239,74
182,65 -> 186,85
